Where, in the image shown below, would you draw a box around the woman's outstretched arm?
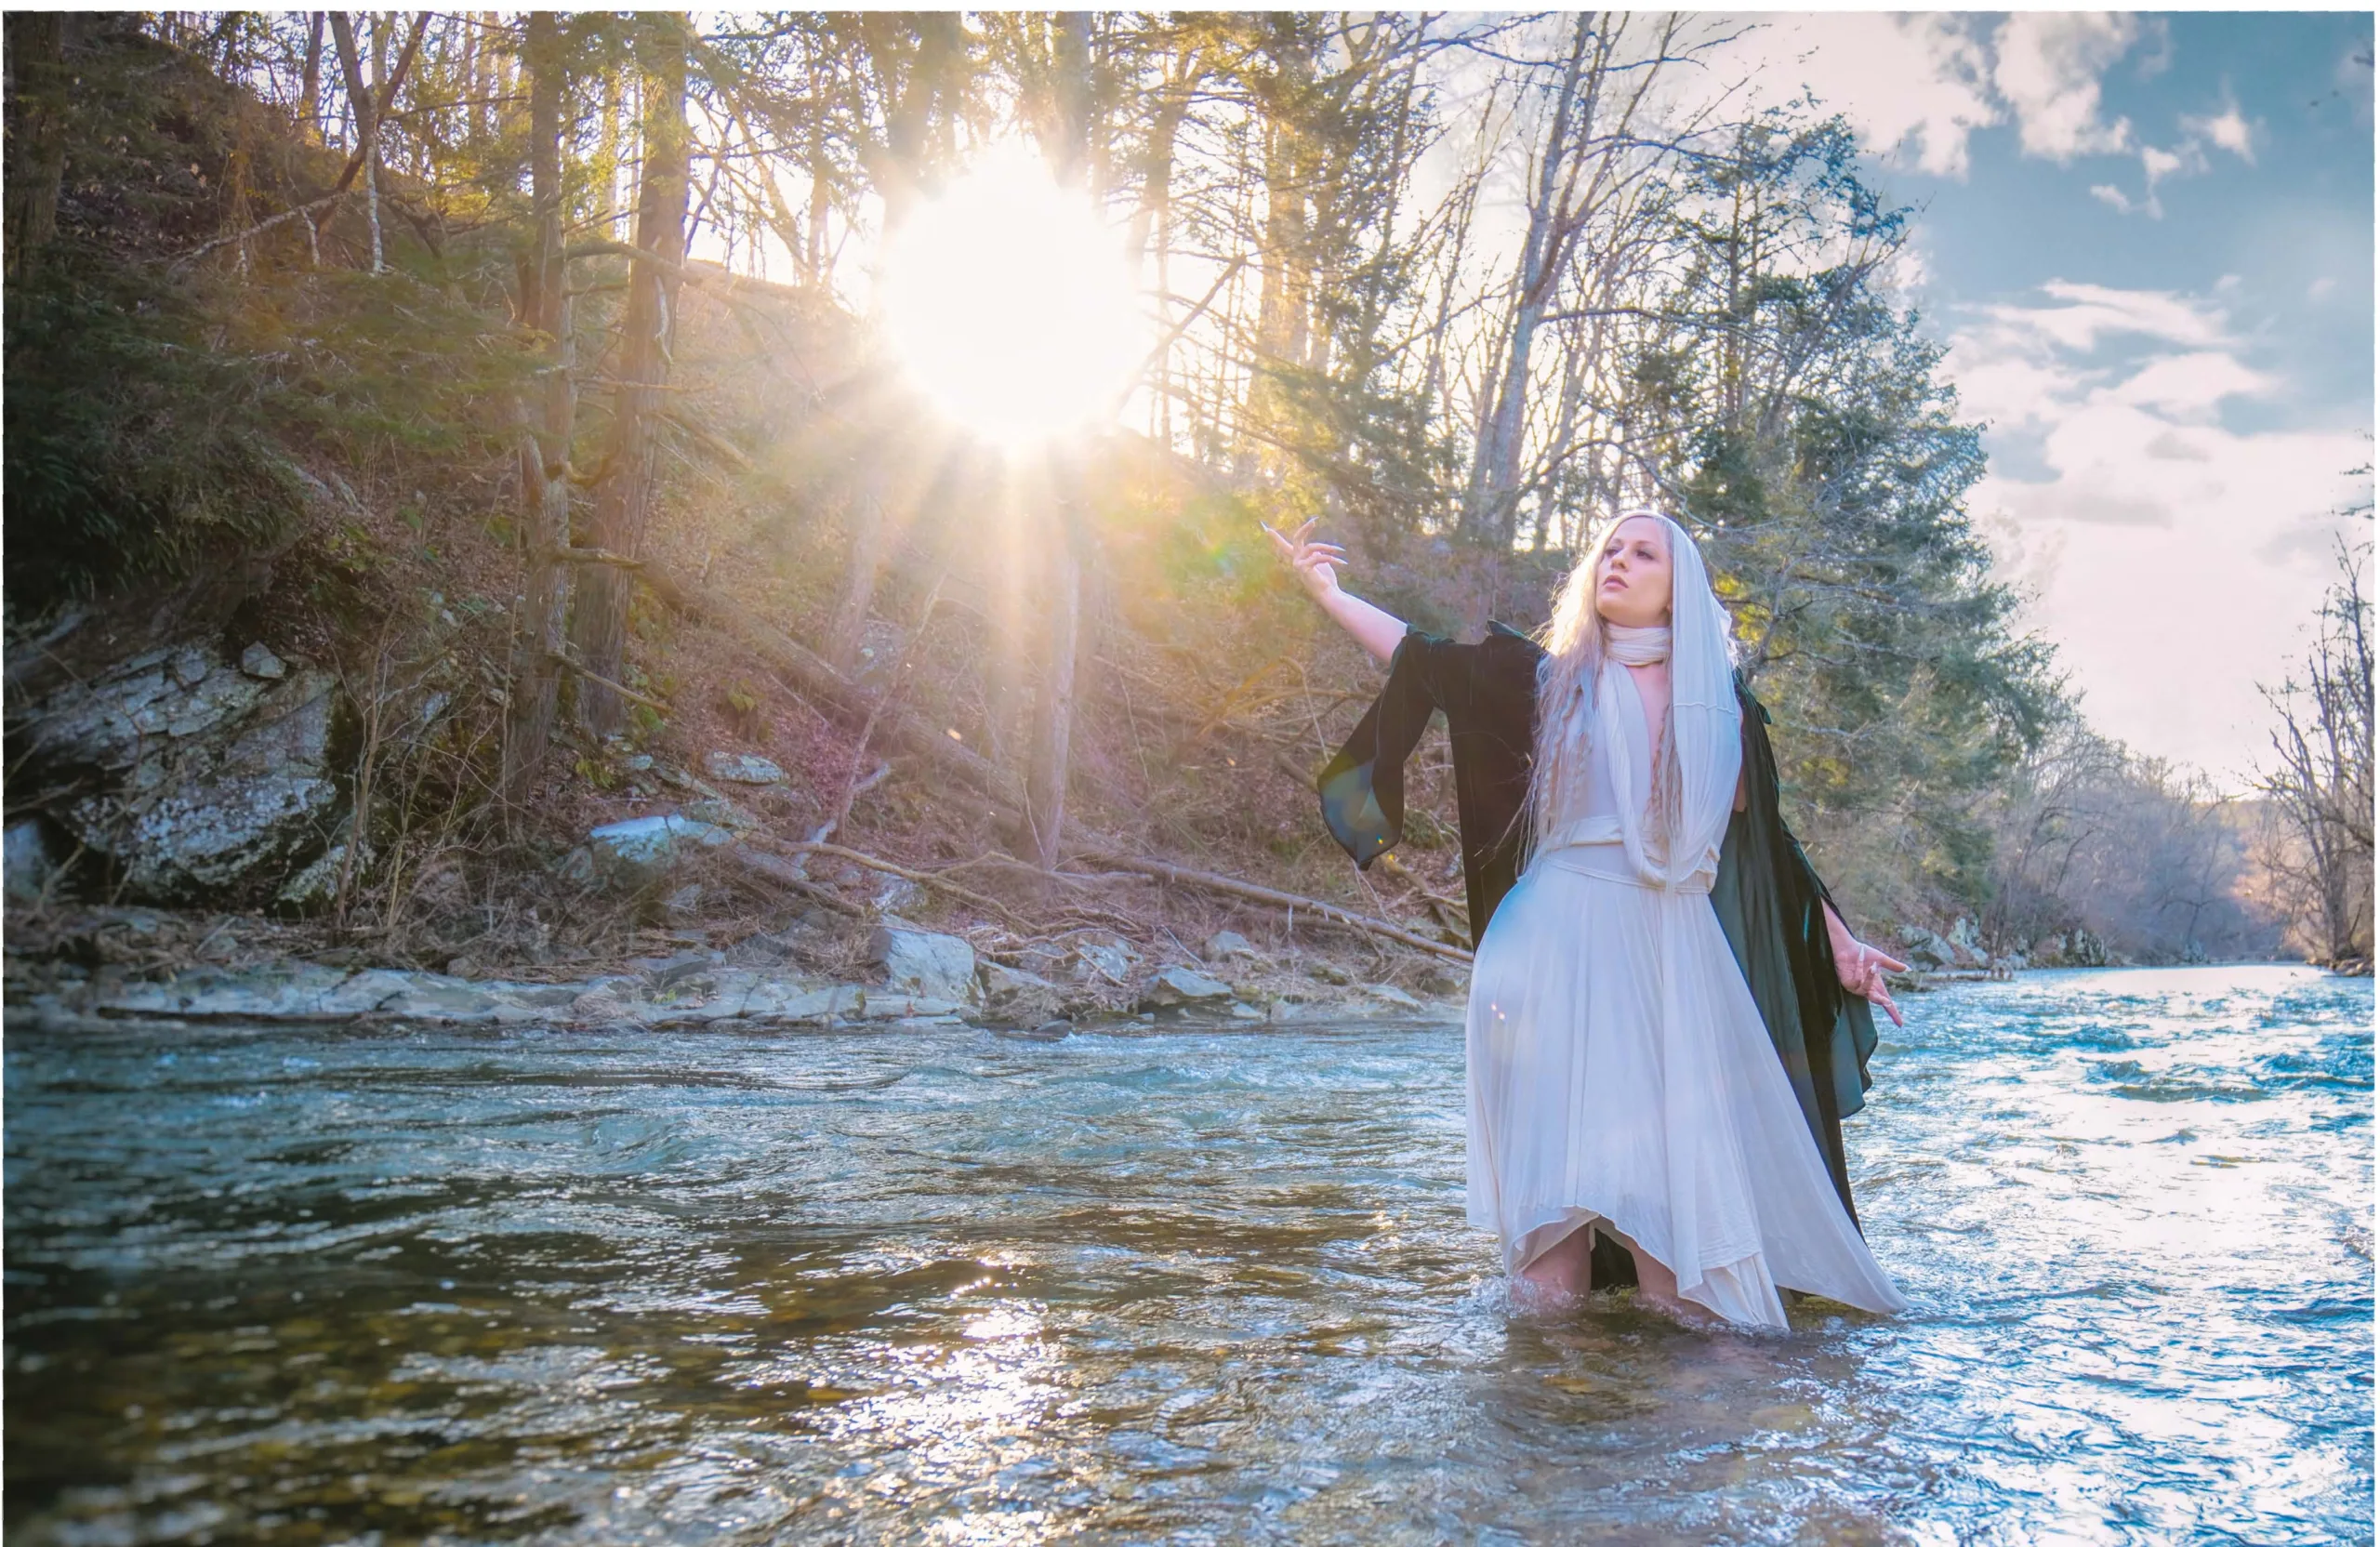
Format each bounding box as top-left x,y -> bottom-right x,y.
1264,520 -> 1407,666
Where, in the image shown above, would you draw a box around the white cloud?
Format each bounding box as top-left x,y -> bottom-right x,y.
1991,13 -> 2139,162
1717,12 -> 2180,188
1719,14 -> 2004,178
1977,279 -> 2231,352
2181,94 -> 2255,164
2095,97 -> 2241,219
1948,283 -> 2374,785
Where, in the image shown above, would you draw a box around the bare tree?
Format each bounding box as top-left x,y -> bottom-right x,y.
501,12 -> 575,806
568,14 -> 692,735
1459,12 -> 1694,547
2254,529 -> 2375,969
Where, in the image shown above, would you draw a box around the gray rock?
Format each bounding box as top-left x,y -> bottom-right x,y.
870,923 -> 977,1002
554,845 -> 599,887
1229,1002 -> 1264,1021
1364,983 -> 1422,1010
1896,925 -> 1954,971
18,640 -> 353,905
663,883 -> 705,919
1416,963 -> 1469,998
482,981 -> 584,1009
275,806 -> 375,913
377,983 -> 504,1021
762,985 -> 866,1023
569,988 -> 636,1024
1142,965 -> 1235,1007
978,960 -> 1064,1023
5,819 -> 57,902
63,671 -> 343,902
1074,940 -> 1138,985
21,646 -> 271,772
1204,930 -> 1259,962
856,991 -> 966,1023
704,750 -> 787,785
239,642 -> 287,681
681,797 -> 759,832
584,813 -> 734,890
1306,961 -> 1354,985
276,840 -> 364,912
641,950 -> 722,987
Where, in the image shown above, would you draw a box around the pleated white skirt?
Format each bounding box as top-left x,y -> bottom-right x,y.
1464,842 -> 1909,1330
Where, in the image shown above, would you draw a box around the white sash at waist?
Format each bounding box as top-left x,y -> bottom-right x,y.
1535,817 -> 1716,897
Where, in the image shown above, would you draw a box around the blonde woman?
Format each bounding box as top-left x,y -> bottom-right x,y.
1271,510 -> 1910,1330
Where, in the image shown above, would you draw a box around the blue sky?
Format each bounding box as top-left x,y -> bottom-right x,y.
1726,11 -> 2373,789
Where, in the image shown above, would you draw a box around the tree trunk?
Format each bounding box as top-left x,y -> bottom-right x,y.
824,466 -> 890,671
805,64 -> 830,283
1025,502 -> 1084,869
1017,16 -> 1098,869
4,13 -> 72,284
1123,45 -> 1198,280
327,12 -> 384,271
299,13 -> 324,141
568,15 -> 690,736
596,65 -> 622,235
864,11 -> 964,226
502,11 -> 575,805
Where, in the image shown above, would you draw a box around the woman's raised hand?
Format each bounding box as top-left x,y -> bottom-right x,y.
1263,519 -> 1347,603
1264,519 -> 1408,666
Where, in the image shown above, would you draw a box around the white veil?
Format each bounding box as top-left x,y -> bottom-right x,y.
1591,513 -> 1742,891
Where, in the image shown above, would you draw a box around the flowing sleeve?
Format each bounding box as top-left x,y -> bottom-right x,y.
1318,623 -> 1541,947
1710,675 -> 1882,1226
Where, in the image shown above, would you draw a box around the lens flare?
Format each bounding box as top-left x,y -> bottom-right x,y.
879,146 -> 1146,446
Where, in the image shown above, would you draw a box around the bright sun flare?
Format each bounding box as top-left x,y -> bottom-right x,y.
879,147 -> 1146,446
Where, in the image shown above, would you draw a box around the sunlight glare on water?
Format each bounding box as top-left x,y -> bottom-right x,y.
5,964 -> 2370,1543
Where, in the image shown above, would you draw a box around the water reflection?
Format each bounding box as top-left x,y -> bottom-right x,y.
6,965 -> 2369,1543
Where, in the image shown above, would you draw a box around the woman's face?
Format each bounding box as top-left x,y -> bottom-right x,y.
1592,515 -> 1673,629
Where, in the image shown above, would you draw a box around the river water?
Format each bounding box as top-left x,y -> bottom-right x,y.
6,964 -> 2370,1544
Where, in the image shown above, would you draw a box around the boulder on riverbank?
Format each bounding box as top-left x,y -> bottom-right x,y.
869,923 -> 977,1003
10,641 -> 351,905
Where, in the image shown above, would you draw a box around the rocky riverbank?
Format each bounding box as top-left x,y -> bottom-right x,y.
4,915 -> 1468,1038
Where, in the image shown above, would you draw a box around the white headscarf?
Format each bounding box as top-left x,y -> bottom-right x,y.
1588,513 -> 1742,892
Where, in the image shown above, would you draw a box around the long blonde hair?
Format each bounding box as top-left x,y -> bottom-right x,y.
1524,509 -> 1694,867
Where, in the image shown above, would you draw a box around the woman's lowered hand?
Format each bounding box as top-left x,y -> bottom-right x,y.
1824,903 -> 1909,1028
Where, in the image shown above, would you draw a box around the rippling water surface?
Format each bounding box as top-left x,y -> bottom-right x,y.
6,965 -> 2370,1544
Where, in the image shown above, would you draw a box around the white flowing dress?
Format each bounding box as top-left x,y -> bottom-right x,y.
1464,668 -> 1909,1329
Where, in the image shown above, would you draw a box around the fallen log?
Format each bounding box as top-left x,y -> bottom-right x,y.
1076,852 -> 1473,964
747,836 -> 1034,933
721,846 -> 863,917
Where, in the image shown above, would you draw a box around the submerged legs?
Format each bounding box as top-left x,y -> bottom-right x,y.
1514,1218 -> 1724,1329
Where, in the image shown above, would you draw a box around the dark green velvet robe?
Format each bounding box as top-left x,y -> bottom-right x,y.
1316,625 -> 1883,1281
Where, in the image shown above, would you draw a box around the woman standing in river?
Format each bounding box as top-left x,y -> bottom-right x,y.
1270,509 -> 1911,1330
